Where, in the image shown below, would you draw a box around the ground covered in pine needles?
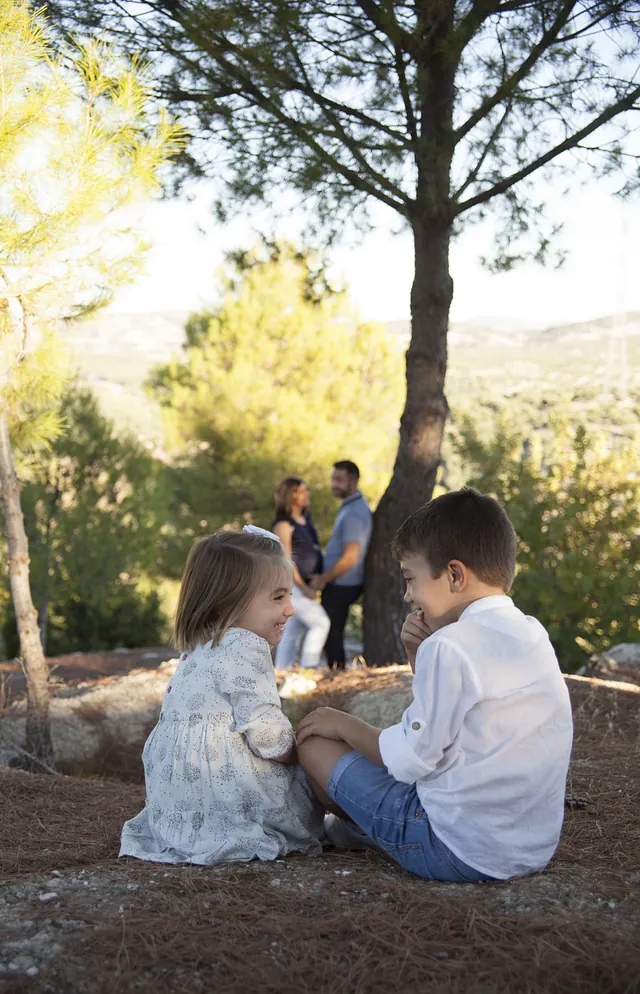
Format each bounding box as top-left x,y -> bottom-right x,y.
0,674 -> 638,994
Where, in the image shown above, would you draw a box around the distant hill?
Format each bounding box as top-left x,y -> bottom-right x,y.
68,310 -> 639,441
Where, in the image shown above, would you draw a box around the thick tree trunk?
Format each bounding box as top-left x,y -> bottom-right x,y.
0,411 -> 54,770
363,214 -> 453,666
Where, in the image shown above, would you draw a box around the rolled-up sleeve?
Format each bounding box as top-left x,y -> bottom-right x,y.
379,637 -> 481,784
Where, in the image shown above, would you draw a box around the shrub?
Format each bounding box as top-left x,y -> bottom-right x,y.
454,413 -> 640,671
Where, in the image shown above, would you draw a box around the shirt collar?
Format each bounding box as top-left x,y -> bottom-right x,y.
459,594 -> 514,620
341,490 -> 362,507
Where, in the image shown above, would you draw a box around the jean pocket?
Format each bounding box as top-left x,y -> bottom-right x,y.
431,834 -> 481,883
377,838 -> 433,881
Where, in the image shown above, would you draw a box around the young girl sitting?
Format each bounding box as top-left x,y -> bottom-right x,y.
120,529 -> 324,865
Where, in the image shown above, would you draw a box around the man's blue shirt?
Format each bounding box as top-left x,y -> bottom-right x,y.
323,491 -> 372,587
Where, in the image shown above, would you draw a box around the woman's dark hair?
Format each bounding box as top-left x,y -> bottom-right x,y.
274,477 -> 305,518
392,487 -> 517,591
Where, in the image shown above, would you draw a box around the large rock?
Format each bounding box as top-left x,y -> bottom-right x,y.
0,661 -> 178,768
347,675 -> 413,728
581,643 -> 640,685
0,661 -> 415,770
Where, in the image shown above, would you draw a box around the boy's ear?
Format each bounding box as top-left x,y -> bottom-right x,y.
447,560 -> 467,592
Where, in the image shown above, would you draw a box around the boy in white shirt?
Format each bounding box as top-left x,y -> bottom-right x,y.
297,487 -> 573,881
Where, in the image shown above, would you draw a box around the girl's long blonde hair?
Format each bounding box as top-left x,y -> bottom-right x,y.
174,531 -> 292,652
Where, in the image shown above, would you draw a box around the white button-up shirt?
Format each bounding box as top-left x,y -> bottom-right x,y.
379,596 -> 573,879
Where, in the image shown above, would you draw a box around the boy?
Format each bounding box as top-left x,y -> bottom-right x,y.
296,488 -> 573,881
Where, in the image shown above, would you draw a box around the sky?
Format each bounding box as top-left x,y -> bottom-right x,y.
108,177 -> 640,329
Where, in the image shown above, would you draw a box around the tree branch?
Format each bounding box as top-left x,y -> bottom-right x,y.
394,43 -> 418,144
455,83 -> 640,214
196,45 -> 409,214
454,0 -> 578,143
149,8 -> 413,149
281,33 -> 410,204
353,0 -> 424,60
453,101 -> 512,200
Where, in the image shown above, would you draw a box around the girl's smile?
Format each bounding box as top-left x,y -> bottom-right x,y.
235,580 -> 295,646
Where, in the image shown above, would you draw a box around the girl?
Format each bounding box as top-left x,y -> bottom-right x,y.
272,477 -> 330,670
120,528 -> 324,865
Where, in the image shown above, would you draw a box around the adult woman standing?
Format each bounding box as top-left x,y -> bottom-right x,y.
272,477 -> 330,670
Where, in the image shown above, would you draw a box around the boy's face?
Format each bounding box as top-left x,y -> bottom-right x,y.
400,553 -> 462,632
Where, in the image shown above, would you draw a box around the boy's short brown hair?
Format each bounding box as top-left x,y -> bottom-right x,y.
392,487 -> 517,591
174,531 -> 292,652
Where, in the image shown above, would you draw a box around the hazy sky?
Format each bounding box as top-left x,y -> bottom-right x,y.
109,176 -> 640,328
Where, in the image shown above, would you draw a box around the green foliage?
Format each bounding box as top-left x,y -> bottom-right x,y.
0,0 -> 183,449
2,388 -> 169,655
44,2 -> 640,260
149,242 -> 405,571
454,412 -> 640,671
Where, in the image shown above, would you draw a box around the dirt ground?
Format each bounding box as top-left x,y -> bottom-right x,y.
0,674 -> 639,994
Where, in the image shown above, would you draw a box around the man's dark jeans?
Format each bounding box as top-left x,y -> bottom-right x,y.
321,583 -> 363,670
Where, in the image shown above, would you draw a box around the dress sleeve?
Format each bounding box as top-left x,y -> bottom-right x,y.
379,636 -> 482,784
218,633 -> 295,760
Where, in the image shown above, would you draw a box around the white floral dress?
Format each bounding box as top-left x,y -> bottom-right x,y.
120,628 -> 323,865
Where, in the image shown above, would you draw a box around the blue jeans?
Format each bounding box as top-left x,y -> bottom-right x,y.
327,750 -> 495,883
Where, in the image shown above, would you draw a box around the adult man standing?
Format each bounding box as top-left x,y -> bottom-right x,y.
309,460 -> 372,670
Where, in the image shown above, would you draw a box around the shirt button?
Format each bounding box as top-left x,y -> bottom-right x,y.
411,720 -> 421,730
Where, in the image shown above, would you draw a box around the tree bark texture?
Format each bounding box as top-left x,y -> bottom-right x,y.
363,1 -> 456,667
0,411 -> 54,769
363,216 -> 453,666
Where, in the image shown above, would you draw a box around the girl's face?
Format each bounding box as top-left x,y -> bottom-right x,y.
235,572 -> 295,645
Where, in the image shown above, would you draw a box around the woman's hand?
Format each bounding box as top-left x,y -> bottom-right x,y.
308,573 -> 327,593
301,584 -> 318,600
401,610 -> 433,671
296,707 -> 347,746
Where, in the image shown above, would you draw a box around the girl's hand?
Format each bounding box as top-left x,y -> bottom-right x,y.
296,707 -> 347,745
401,610 -> 432,671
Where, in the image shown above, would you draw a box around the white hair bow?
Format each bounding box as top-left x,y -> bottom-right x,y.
243,524 -> 282,544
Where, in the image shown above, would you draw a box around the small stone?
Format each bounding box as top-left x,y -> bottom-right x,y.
39,892 -> 58,903
269,878 -> 281,887
26,966 -> 39,977
435,951 -> 449,960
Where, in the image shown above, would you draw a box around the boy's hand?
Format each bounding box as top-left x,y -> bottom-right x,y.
401,610 -> 432,671
296,707 -> 347,745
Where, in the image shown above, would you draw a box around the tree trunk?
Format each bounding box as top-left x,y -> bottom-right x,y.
37,600 -> 48,654
363,214 -> 453,667
0,410 -> 54,770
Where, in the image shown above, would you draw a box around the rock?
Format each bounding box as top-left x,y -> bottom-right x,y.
582,643 -> 640,685
278,674 -> 318,699
0,660 -> 179,768
347,676 -> 413,728
279,695 -> 314,727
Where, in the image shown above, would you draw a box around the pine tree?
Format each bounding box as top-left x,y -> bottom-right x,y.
149,241 -> 405,570
0,0 -> 182,768
43,1 -> 640,663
